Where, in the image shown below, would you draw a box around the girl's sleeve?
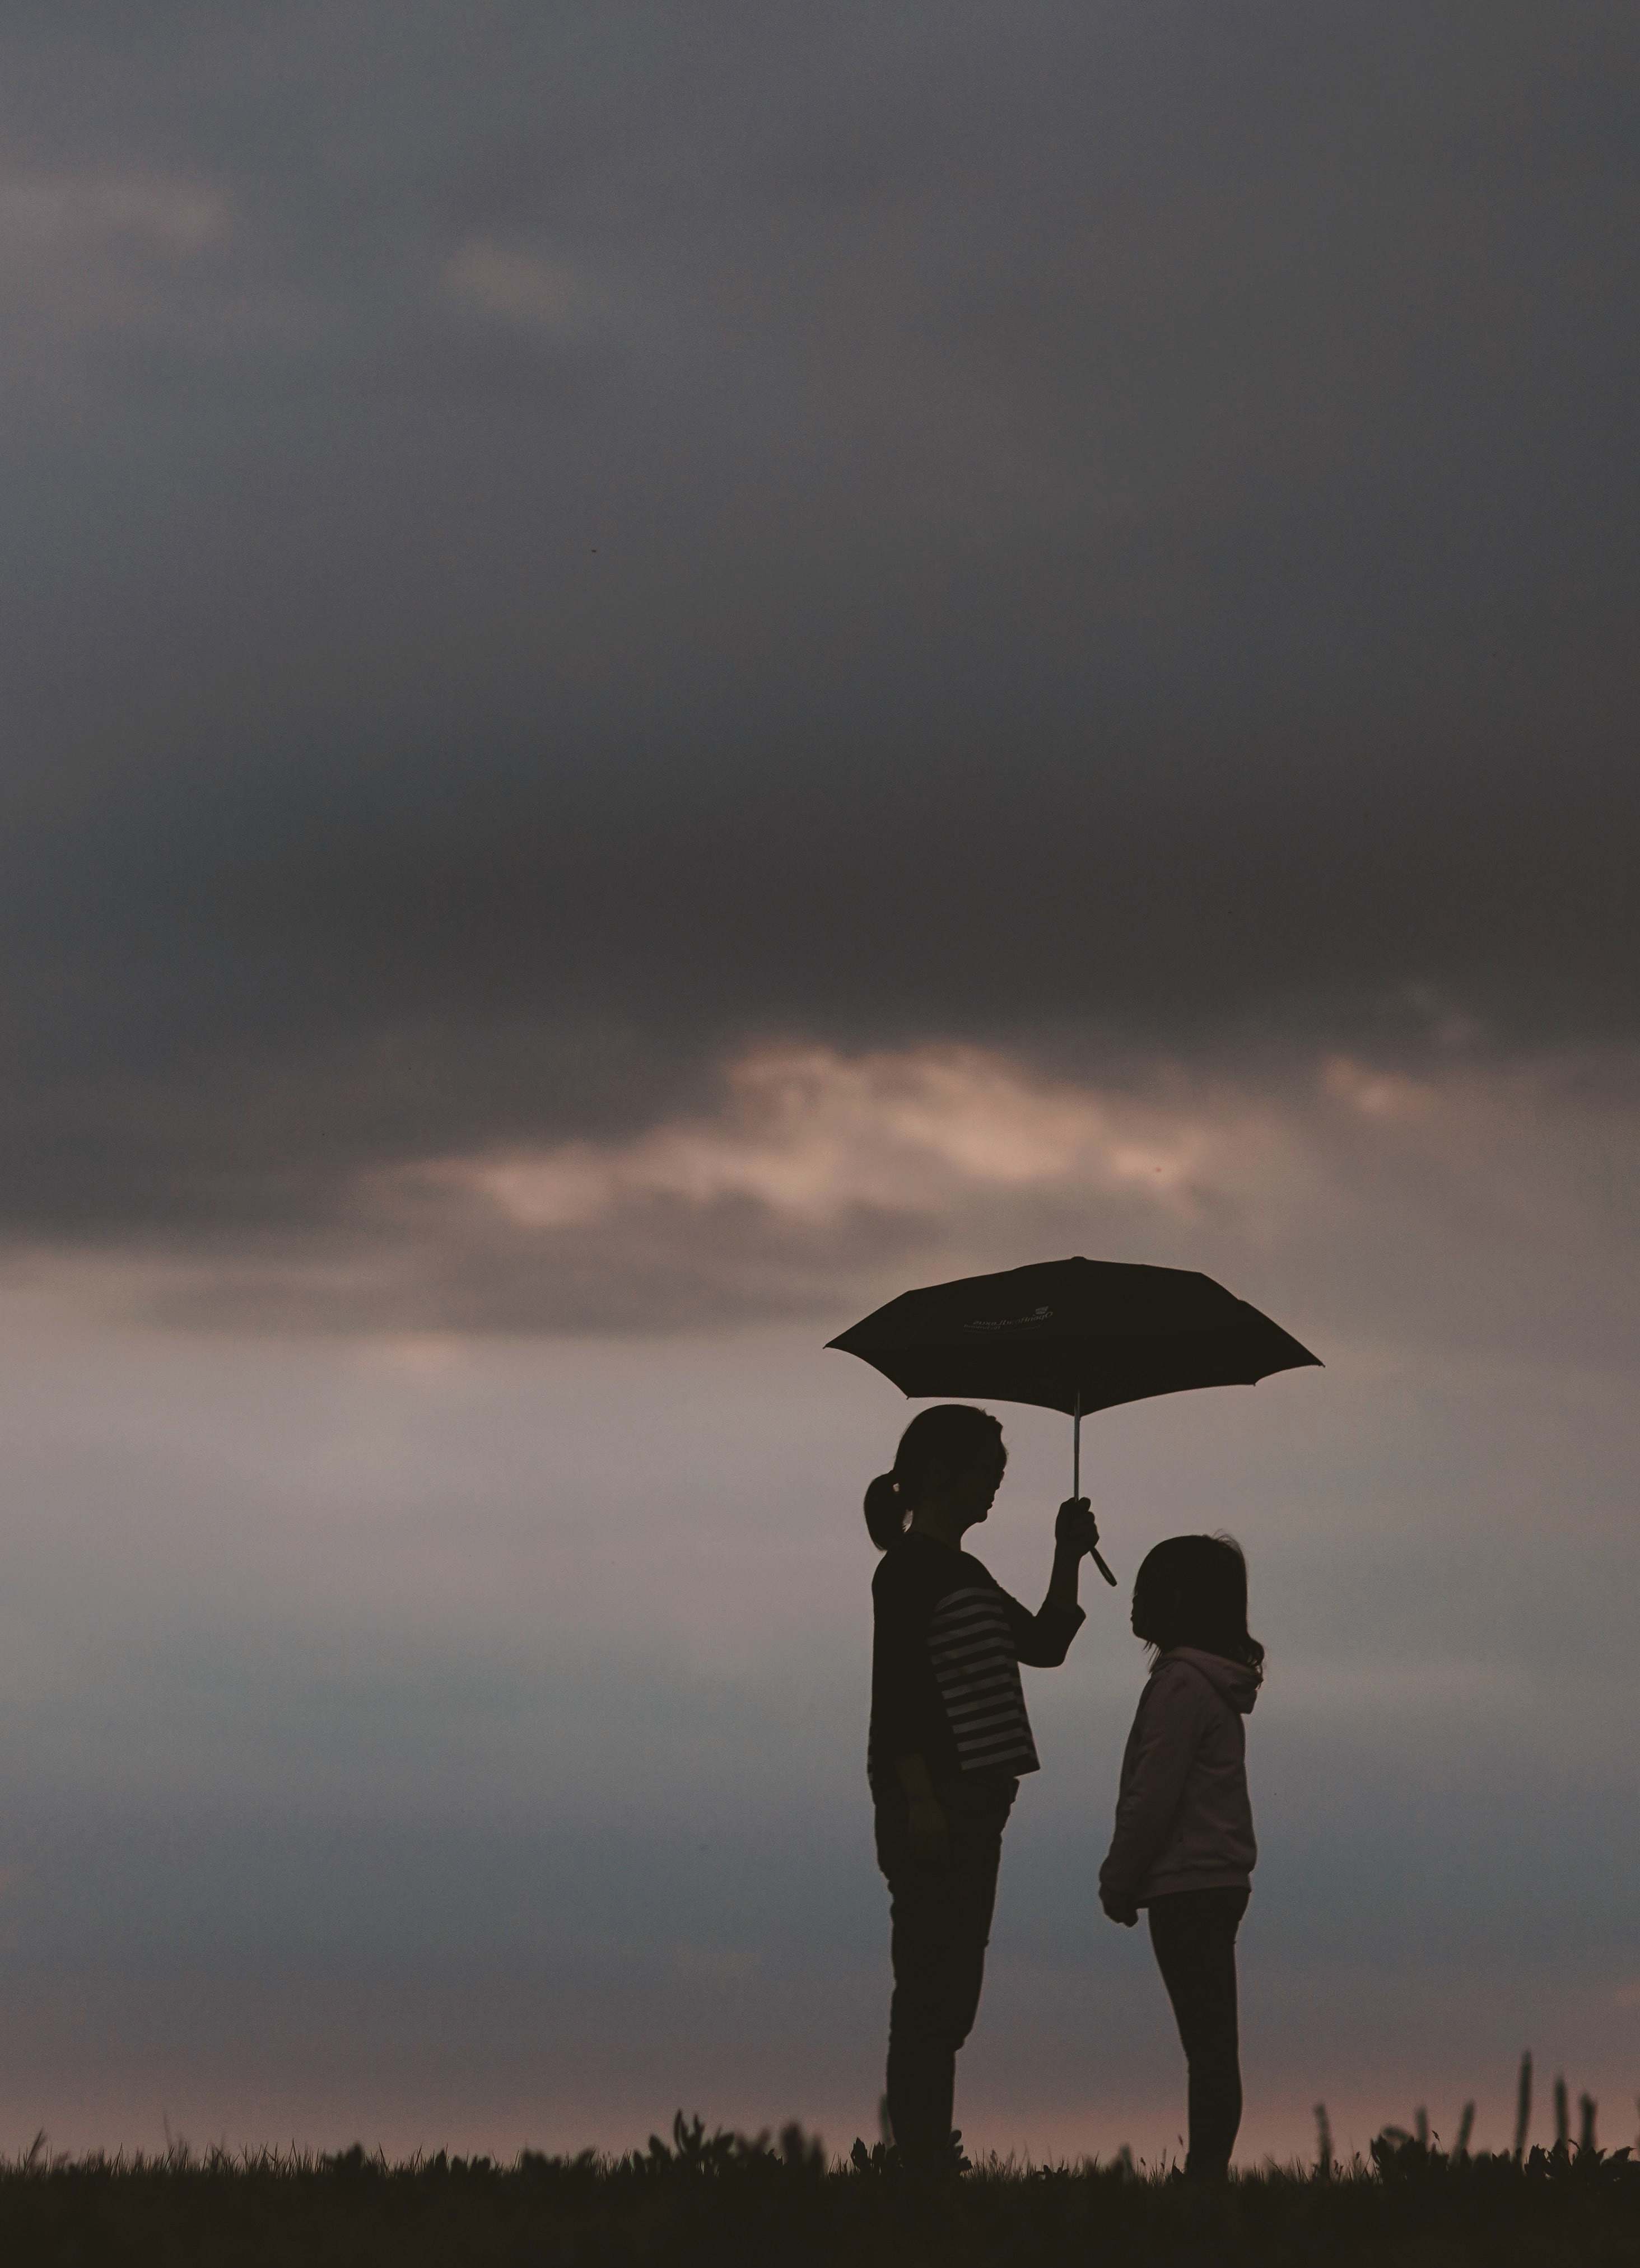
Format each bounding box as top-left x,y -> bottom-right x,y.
998,1586 -> 1085,1666
1098,1666 -> 1213,1904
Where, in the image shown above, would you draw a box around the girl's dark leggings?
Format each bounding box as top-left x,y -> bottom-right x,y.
1147,1886 -> 1251,2179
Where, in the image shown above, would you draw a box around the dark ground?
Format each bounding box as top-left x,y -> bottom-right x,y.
2,2120 -> 1637,2267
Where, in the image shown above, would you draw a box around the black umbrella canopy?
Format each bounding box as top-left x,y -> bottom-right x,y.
827,1257 -> 1320,1420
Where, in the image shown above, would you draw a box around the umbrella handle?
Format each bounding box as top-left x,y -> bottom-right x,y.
1074,1400 -> 1120,1587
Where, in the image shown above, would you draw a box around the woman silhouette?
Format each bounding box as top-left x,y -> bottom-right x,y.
865,1403 -> 1099,2169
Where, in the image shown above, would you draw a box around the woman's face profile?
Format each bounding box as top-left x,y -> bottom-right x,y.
947,1442 -> 1007,1527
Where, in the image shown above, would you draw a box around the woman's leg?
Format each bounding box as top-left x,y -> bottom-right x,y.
879,1807 -> 1005,2164
1146,1888 -> 1250,2178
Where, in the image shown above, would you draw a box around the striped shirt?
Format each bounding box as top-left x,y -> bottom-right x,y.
926,1584 -> 1039,1776
868,1534 -> 1084,1796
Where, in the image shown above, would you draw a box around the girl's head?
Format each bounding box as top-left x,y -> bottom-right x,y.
1130,1533 -> 1264,1679
863,1404 -> 1007,1550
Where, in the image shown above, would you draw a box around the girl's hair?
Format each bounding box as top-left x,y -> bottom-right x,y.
1130,1533 -> 1264,1679
863,1404 -> 1005,1551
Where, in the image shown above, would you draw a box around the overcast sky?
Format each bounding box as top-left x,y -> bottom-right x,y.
1,2 -> 1637,2166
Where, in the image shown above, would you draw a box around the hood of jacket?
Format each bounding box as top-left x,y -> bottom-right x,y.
1161,1645 -> 1260,1715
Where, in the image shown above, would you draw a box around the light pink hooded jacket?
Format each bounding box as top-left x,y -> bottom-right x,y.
1099,1647 -> 1259,1907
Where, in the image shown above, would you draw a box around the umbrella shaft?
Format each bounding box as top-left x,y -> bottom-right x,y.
1073,1397 -> 1117,1585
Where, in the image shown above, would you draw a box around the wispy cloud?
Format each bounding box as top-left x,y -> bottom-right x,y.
0,171 -> 230,257
0,166 -> 243,380
442,238 -> 595,338
408,1044 -> 1227,1229
21,1036 -> 1628,1353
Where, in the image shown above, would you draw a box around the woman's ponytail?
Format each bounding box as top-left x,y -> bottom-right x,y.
861,1404 -> 1004,1552
863,1472 -> 906,1551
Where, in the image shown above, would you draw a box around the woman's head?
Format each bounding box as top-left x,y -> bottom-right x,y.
1130,1533 -> 1264,1678
863,1404 -> 1007,1550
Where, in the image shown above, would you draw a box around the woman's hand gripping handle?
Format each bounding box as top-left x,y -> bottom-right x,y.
1056,1497 -> 1118,1588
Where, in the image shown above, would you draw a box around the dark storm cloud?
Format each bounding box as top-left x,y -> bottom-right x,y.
2,2 -> 1637,1239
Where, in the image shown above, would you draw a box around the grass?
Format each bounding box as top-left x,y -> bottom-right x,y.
1,2113 -> 1637,2267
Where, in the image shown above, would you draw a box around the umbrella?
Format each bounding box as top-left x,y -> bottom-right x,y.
827,1256 -> 1320,1585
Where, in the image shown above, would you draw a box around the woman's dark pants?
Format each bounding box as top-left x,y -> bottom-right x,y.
1147,1886 -> 1251,2178
874,1779 -> 1015,2165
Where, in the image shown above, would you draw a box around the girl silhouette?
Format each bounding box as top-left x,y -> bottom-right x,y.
1098,1533 -> 1262,2180
865,1403 -> 1100,2169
